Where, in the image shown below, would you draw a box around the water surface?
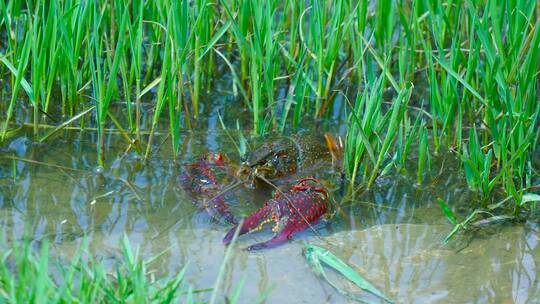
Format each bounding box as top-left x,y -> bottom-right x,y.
0,128 -> 539,303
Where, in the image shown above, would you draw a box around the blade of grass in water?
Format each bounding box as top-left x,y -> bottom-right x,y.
39,106 -> 95,142
145,12 -> 173,161
304,243 -> 394,303
437,198 -> 457,225
209,221 -> 243,304
0,31 -> 32,142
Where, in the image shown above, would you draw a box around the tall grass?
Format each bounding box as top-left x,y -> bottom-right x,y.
0,0 -> 538,212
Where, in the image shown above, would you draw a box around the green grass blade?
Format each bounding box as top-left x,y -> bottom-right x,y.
437,198 -> 457,225
304,243 -> 394,303
198,20 -> 232,61
0,53 -> 34,101
433,55 -> 486,106
39,106 -> 95,142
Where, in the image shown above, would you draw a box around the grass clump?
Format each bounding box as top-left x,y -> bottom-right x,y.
0,236 -> 217,303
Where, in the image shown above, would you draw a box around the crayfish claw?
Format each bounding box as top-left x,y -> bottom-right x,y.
246,232 -> 291,251
222,205 -> 272,246
224,177 -> 330,251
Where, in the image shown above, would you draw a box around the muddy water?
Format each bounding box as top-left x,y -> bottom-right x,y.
0,130 -> 539,303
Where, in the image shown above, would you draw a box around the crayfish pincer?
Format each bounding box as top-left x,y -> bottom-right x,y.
177,153 -> 238,224
223,177 -> 330,251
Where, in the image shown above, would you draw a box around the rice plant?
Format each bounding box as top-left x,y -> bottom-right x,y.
0,0 -> 538,221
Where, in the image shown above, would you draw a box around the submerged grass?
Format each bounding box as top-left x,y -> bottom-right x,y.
0,1 -> 539,233
304,243 -> 394,303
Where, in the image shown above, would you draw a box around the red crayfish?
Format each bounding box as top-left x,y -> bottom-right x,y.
179,133 -> 340,250
223,177 -> 329,251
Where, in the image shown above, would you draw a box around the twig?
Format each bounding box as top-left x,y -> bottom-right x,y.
119,178 -> 142,201
2,155 -> 87,173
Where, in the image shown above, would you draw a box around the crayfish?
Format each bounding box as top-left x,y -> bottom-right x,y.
179,133 -> 341,250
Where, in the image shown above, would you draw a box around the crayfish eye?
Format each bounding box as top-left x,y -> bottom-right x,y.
270,155 -> 280,166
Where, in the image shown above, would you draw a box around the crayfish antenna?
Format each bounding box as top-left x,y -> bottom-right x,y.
204,180 -> 243,207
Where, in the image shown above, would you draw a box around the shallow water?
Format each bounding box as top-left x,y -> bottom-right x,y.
1,129 -> 539,303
